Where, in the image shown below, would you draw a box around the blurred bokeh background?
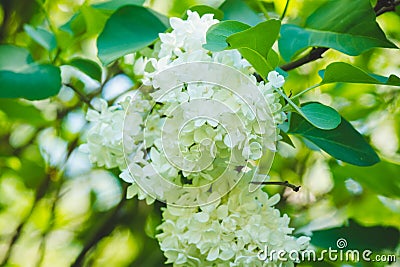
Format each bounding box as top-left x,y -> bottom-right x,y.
0,0 -> 399,266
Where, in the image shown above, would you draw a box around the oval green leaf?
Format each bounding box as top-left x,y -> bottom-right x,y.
0,45 -> 33,71
237,48 -> 271,77
68,58 -> 102,82
97,5 -> 167,65
226,20 -> 281,76
286,112 -> 380,166
279,24 -> 396,62
227,19 -> 281,58
204,20 -> 250,51
24,24 -> 57,51
92,0 -> 145,12
219,0 -> 262,26
300,102 -> 341,130
0,45 -> 61,100
278,0 -> 396,61
320,62 -> 400,86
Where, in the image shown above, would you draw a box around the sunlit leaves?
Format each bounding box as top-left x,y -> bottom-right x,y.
204,19 -> 281,76
61,6 -> 109,37
0,45 -> 61,100
219,0 -> 262,26
228,19 -> 280,58
278,0 -> 396,61
279,25 -> 396,61
97,6 -> 167,65
204,21 -> 250,51
320,62 -> 400,86
285,112 -> 380,166
92,0 -> 145,12
227,20 -> 281,76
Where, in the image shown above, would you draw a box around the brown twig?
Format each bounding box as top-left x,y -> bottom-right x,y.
251,180 -> 301,192
64,83 -> 94,109
280,47 -> 329,71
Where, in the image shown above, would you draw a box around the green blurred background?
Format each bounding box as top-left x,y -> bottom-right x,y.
0,0 -> 399,266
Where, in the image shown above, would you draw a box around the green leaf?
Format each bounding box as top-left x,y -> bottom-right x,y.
97,6 -> 167,65
0,45 -> 33,70
306,0 -> 381,33
279,131 -> 295,148
204,21 -> 250,51
226,20 -> 281,76
23,24 -> 57,51
0,45 -> 61,100
332,161 -> 400,198
320,62 -> 400,86
185,5 -> 224,20
60,5 -> 109,37
286,112 -> 379,166
300,102 -> 341,130
312,220 -> 399,251
0,99 -> 47,126
18,158 -> 46,189
279,25 -> 397,61
81,5 -> 110,37
228,19 -> 280,58
236,48 -> 271,77
92,0 -> 145,12
60,12 -> 86,36
266,49 -> 279,70
277,91 -> 340,130
68,58 -> 102,82
165,0 -> 198,17
219,0 -> 262,26
278,0 -> 396,61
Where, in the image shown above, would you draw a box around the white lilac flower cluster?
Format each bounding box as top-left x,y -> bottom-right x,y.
81,10 -> 309,266
80,98 -> 126,170
157,175 -> 310,266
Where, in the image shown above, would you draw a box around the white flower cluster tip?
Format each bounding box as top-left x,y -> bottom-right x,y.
157,176 -> 310,266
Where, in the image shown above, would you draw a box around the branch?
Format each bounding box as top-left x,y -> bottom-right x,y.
1,133 -> 81,266
35,179 -> 64,267
251,180 -> 301,192
376,0 -> 400,15
279,0 -> 399,71
1,168 -> 53,265
280,0 -> 290,20
280,47 -> 328,71
70,184 -> 129,267
64,83 -> 94,109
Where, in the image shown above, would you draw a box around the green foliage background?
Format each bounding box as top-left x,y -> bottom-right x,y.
0,0 -> 399,266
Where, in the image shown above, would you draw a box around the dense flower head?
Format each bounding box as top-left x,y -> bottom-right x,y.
79,10 -> 309,266
80,98 -> 126,170
157,176 -> 310,266
81,11 -> 286,204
